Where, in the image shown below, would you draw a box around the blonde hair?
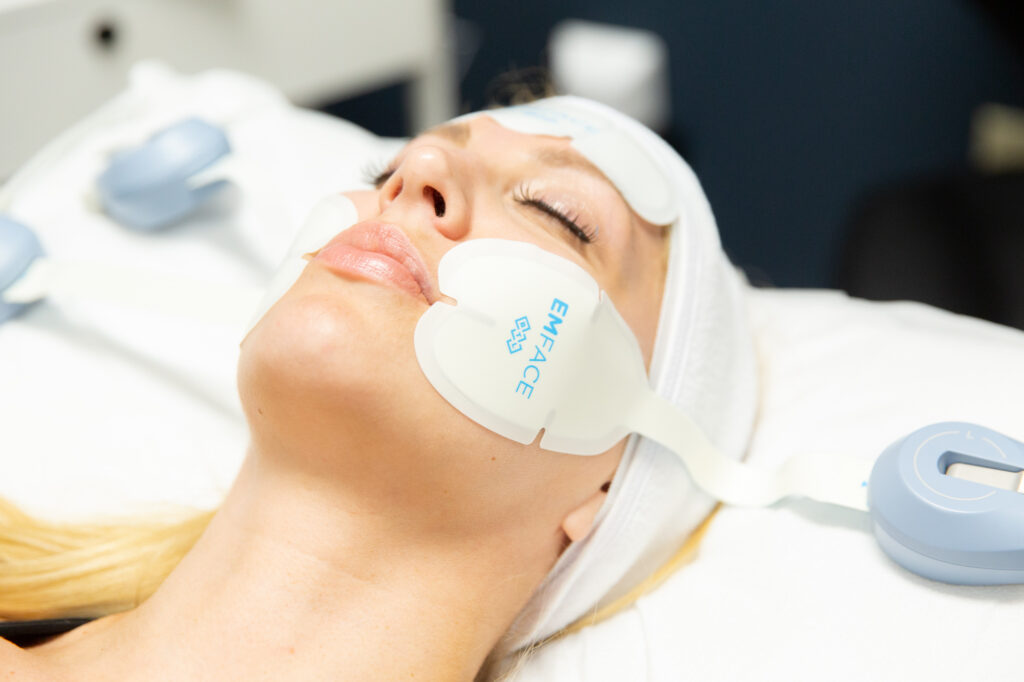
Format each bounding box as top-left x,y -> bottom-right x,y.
545,504 -> 718,642
1,495 -> 716,681
0,498 -> 213,620
475,505 -> 719,681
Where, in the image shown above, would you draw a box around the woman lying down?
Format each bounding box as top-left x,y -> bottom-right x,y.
0,95 -> 756,680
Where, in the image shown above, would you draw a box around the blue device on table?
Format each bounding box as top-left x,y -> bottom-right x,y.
1,118 -> 233,320
869,422 -> 1024,584
96,117 -> 231,231
0,215 -> 43,323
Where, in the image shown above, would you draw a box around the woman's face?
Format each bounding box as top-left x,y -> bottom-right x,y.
238,114 -> 667,545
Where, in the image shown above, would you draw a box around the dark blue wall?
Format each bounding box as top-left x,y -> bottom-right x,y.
454,1 -> 1024,286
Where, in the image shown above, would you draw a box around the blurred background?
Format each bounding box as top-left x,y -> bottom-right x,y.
2,0 -> 1023,328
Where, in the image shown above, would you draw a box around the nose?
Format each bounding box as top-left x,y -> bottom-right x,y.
378,145 -> 470,241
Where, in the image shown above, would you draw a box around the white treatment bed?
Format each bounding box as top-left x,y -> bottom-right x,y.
2,66 -> 1023,681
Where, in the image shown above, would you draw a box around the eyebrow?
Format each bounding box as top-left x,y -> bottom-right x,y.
530,146 -> 606,183
422,121 -> 471,147
422,121 -> 606,183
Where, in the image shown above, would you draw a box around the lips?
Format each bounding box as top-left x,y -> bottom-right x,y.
312,222 -> 438,303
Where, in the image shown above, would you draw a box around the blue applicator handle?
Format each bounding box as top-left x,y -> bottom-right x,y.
0,214 -> 261,327
869,422 -> 1024,584
96,117 -> 231,231
0,215 -> 44,323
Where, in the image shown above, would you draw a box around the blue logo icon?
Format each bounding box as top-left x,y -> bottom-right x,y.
506,316 -> 531,354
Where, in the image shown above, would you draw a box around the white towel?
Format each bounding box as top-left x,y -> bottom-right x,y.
515,289 -> 1024,681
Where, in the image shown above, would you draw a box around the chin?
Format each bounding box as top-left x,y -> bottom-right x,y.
236,272 -> 440,464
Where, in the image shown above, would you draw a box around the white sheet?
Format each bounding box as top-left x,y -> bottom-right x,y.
0,63 -> 402,519
518,289 -> 1024,681
3,66 -> 1023,681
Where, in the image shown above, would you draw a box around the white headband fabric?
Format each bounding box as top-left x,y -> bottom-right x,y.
466,97 -> 759,649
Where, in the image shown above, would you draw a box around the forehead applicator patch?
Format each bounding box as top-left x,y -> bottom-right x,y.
414,238 -> 872,511
463,99 -> 677,226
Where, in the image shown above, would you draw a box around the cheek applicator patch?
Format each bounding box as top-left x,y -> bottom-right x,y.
414,239 -> 873,510
414,239 -> 649,455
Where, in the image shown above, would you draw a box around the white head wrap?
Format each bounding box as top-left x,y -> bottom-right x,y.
467,97 -> 759,649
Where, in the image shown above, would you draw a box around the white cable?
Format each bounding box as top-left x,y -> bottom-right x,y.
4,257 -> 263,328
634,393 -> 872,510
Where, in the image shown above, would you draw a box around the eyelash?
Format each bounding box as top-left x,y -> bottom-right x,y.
362,161 -> 596,245
363,159 -> 397,188
513,183 -> 596,245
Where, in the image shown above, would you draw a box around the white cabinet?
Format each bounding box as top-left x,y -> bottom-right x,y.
0,0 -> 456,177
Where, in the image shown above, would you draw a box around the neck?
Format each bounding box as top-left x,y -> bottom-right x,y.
31,450 -> 557,681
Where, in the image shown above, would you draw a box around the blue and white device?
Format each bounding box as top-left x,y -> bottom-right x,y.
96,118 -> 232,231
0,214 -> 260,327
0,118 -> 263,326
870,423 -> 1024,584
0,215 -> 44,323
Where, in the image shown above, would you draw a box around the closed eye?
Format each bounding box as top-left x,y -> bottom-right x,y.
363,159 -> 397,188
513,184 -> 597,244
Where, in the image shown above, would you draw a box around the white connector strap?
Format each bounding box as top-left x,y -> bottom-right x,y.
4,257 -> 262,327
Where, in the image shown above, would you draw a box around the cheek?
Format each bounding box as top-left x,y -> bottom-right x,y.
606,277 -> 663,372
343,190 -> 379,221
237,272 -> 425,461
613,232 -> 668,370
637,281 -> 665,369
236,260 -> 626,536
234,268 -> 548,517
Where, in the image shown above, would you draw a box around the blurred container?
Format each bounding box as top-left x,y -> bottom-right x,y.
548,19 -> 671,132
970,103 -> 1024,172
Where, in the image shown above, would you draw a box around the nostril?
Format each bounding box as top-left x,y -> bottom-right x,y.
426,186 -> 446,218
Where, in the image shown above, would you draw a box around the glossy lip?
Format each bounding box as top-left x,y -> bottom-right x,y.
312,221 -> 439,303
